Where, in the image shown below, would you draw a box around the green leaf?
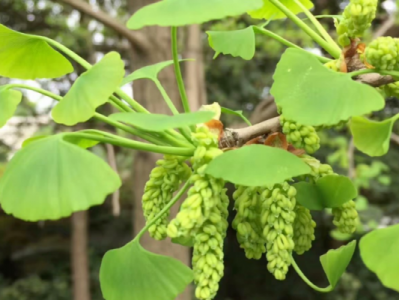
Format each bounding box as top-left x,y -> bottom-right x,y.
350,114 -> 399,157
52,52 -> 124,126
0,88 -> 22,128
172,236 -> 194,247
248,0 -> 314,20
271,49 -> 384,126
100,240 -> 193,300
109,111 -> 215,132
121,60 -> 192,85
294,175 -> 357,210
220,107 -> 252,126
0,134 -> 121,221
320,241 -> 357,288
127,0 -> 263,29
207,27 -> 255,60
0,25 -> 73,79
360,224 -> 399,292
204,145 -> 311,186
330,229 -> 352,241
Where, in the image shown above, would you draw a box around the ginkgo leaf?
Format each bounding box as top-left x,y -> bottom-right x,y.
121,60 -> 191,85
52,52 -> 125,126
294,175 -> 358,210
127,0 -> 263,29
207,27 -> 256,60
100,240 -> 193,300
110,111 -> 215,132
360,224 -> 399,292
350,114 -> 399,157
204,145 -> 311,186
320,241 -> 357,288
0,134 -> 121,221
0,87 -> 22,128
0,25 -> 73,79
271,49 -> 384,126
248,0 -> 314,20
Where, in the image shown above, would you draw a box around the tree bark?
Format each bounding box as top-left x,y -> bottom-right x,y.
71,211 -> 91,300
127,1 -> 207,300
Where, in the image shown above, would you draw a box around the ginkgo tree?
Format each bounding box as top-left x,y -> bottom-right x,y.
0,0 -> 398,299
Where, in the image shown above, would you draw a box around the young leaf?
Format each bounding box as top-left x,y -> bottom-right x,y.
320,240 -> 357,288
0,25 -> 73,79
294,175 -> 358,210
0,88 -> 22,128
121,60 -> 191,85
360,224 -> 399,292
52,52 -> 125,126
248,0 -> 314,20
204,145 -> 311,186
0,134 -> 121,221
109,111 -> 215,132
220,107 -> 252,126
350,114 -> 399,157
207,27 -> 256,60
100,240 -> 193,300
271,48 -> 384,126
127,0 -> 263,29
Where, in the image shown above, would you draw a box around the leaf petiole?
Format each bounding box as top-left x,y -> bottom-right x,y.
291,257 -> 333,293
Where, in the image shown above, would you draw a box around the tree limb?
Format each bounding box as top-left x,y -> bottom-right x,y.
391,133 -> 399,146
56,0 -> 151,52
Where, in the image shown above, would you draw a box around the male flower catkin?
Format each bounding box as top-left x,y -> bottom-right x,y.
293,204 -> 316,255
332,200 -> 359,234
232,186 -> 265,260
142,155 -> 191,240
365,37 -> 399,70
260,182 -> 296,280
381,81 -> 399,98
280,116 -> 320,154
336,0 -> 378,46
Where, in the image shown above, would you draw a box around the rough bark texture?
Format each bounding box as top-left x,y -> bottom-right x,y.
128,1 -> 206,300
71,211 -> 91,300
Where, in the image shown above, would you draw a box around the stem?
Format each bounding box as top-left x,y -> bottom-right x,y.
42,37 -> 149,113
293,0 -> 341,54
154,80 -> 180,115
348,69 -> 375,78
68,132 -> 195,156
268,0 -> 341,59
380,70 -> 399,79
135,180 -> 191,241
291,257 -> 333,293
171,27 -> 191,113
253,27 -> 331,63
110,95 -> 135,112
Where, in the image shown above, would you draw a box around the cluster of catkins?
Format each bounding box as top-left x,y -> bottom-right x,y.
141,126 -> 359,298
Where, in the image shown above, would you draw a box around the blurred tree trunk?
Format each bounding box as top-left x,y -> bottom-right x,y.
71,211 -> 91,300
127,1 -> 205,300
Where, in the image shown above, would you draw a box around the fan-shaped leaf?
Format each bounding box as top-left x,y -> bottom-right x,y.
0,134 -> 121,221
100,240 -> 193,300
204,145 -> 311,186
350,114 -> 399,157
0,88 -> 22,128
248,0 -> 314,20
294,175 -> 357,210
271,49 -> 384,126
207,27 -> 256,60
320,241 -> 357,288
0,25 -> 73,79
52,52 -> 124,126
110,111 -> 215,132
121,60 -> 191,85
127,0 -> 263,29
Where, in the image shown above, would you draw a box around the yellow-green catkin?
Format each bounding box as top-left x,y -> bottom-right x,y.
260,182 -> 296,280
300,155 -> 334,181
167,126 -> 228,300
336,0 -> 378,46
381,81 -> 399,98
142,155 -> 191,240
280,116 -> 320,154
232,186 -> 265,260
293,204 -> 316,255
324,60 -> 339,72
332,200 -> 359,234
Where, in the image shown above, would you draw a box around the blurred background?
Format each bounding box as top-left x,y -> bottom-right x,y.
1,0 -> 399,299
